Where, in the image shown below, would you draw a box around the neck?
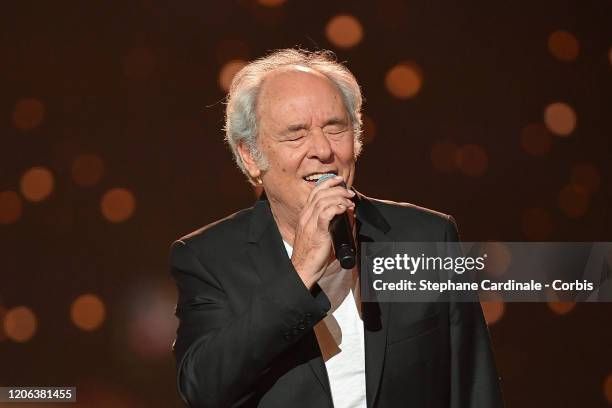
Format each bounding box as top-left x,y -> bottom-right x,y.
268,199 -> 298,246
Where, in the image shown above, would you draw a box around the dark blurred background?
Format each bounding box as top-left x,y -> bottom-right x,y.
1,0 -> 611,407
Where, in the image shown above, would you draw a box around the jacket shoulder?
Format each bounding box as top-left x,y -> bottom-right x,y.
372,197 -> 452,222
172,206 -> 254,256
366,196 -> 457,239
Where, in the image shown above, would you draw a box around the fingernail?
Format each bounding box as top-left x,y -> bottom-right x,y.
335,175 -> 343,180
348,189 -> 355,196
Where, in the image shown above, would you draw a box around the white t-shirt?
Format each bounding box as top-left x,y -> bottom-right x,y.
283,241 -> 367,408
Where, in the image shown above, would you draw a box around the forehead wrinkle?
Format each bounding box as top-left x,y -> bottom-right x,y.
256,68 -> 348,136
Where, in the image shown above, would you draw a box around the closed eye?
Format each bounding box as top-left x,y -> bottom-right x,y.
283,134 -> 305,142
324,127 -> 348,135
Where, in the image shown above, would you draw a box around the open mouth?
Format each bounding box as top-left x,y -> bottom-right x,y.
302,171 -> 338,185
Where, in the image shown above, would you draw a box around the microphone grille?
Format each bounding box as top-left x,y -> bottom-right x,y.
315,173 -> 344,186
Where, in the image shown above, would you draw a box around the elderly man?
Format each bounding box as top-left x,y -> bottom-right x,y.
170,49 -> 503,407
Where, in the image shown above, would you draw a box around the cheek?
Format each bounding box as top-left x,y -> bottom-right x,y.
268,149 -> 303,176
334,137 -> 355,162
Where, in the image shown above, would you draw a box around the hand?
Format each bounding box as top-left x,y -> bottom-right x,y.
291,176 -> 356,289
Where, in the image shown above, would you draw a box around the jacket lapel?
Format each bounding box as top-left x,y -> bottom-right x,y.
354,192 -> 392,408
246,191 -> 393,407
246,195 -> 333,398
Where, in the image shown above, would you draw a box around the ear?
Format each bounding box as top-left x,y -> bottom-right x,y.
237,142 -> 262,181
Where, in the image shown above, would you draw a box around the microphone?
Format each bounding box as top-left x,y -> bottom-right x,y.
315,174 -> 357,269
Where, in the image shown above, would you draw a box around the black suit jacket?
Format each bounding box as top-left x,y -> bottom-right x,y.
169,191 -> 504,407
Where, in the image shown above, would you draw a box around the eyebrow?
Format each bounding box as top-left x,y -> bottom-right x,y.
283,117 -> 348,134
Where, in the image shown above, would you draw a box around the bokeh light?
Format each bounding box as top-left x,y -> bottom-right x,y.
126,282 -> 178,359
101,188 -> 136,223
520,123 -> 552,156
72,154 -> 105,187
480,292 -> 505,325
0,305 -> 7,341
547,301 -> 576,315
13,97 -> 45,131
219,59 -> 247,92
123,47 -> 156,80
521,207 -> 553,240
604,373 -> 612,404
0,190 -> 23,225
570,162 -> 600,193
20,166 -> 54,202
558,184 -> 589,218
71,294 -> 106,331
385,62 -> 423,99
455,144 -> 488,177
256,0 -> 286,7
3,306 -> 37,343
548,30 -> 579,62
544,102 -> 576,136
482,242 -> 511,277
325,14 -> 364,49
431,140 -> 458,173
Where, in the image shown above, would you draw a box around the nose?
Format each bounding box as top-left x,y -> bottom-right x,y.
306,127 -> 333,162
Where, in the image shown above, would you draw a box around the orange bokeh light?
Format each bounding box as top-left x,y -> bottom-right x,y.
219,60 -> 247,92
604,373 -> 612,404
20,166 -> 54,202
385,62 -> 423,99
0,190 -> 23,225
570,162 -> 600,193
0,305 -> 7,341
481,300 -> 505,326
101,188 -> 136,223
325,14 -> 364,49
547,301 -> 576,315
257,0 -> 286,7
558,184 -> 589,218
482,242 -> 511,277
71,294 -> 106,331
4,306 -> 37,343
520,123 -> 552,156
72,154 -> 105,187
455,144 -> 488,177
548,30 -> 579,62
544,102 -> 576,136
13,98 -> 45,131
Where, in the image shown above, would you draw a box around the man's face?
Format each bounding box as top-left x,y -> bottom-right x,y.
247,67 -> 356,222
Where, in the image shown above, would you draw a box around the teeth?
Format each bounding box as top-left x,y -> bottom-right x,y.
304,172 -> 335,181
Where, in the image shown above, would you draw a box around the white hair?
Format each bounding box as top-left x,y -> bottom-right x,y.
223,48 -> 364,184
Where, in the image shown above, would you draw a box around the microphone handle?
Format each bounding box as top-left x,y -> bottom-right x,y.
330,212 -> 356,269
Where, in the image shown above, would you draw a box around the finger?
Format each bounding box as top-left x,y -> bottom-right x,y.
316,203 -> 351,231
302,183 -> 353,223
302,194 -> 354,232
306,175 -> 346,206
312,194 -> 354,218
312,195 -> 354,224
307,184 -> 354,209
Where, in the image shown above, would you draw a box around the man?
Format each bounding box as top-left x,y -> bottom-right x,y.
170,48 -> 503,407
